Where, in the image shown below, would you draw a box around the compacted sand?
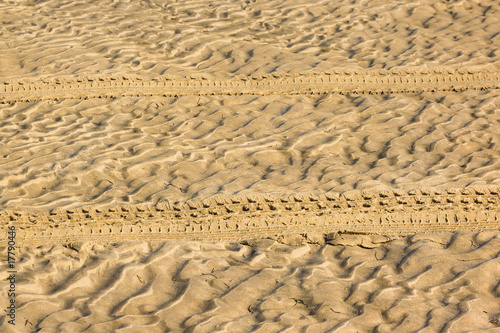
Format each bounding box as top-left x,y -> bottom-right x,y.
1,0 -> 500,332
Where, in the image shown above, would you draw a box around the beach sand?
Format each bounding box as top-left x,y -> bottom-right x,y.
2,232 -> 500,332
1,0 -> 500,331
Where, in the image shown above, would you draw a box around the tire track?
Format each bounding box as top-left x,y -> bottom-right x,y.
1,70 -> 499,103
2,187 -> 499,246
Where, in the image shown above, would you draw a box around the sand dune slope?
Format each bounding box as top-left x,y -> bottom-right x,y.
1,231 -> 500,332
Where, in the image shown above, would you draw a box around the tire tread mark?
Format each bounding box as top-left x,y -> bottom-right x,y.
1,70 -> 499,103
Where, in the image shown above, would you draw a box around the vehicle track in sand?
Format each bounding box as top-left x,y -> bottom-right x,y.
2,187 -> 499,246
1,70 -> 499,103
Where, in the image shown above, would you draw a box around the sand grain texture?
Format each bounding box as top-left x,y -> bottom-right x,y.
1,0 -> 499,82
2,70 -> 500,103
1,91 -> 500,212
2,232 -> 500,332
1,0 -> 500,331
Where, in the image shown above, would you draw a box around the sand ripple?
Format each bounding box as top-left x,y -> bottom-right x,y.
0,0 -> 498,81
1,1 -> 499,331
2,231 -> 499,332
1,90 -> 499,211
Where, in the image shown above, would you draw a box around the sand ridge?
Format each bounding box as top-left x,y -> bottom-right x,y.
2,91 -> 499,212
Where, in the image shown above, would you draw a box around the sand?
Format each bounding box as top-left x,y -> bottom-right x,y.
1,232 -> 500,332
1,0 -> 499,81
1,0 -> 500,331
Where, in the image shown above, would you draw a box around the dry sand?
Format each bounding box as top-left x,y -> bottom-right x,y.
1,0 -> 499,81
1,0 -> 500,332
2,232 -> 500,332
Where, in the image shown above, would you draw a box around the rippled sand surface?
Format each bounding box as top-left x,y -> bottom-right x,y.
1,0 -> 500,331
2,90 -> 499,212
2,231 -> 500,332
0,0 -> 499,82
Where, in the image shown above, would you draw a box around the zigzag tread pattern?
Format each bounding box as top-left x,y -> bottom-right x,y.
2,188 -> 499,246
1,70 -> 499,103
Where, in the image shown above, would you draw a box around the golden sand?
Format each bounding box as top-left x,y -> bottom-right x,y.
1,0 -> 499,331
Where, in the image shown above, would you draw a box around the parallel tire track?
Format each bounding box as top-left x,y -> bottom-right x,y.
1,70 -> 500,103
2,188 -> 499,246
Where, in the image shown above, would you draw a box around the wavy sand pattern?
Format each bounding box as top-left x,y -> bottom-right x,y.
1,0 -> 500,331
1,231 -> 500,332
1,91 -> 499,212
0,0 -> 499,82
